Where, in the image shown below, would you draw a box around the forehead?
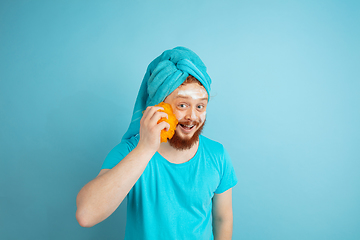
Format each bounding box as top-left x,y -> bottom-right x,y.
167,83 -> 208,101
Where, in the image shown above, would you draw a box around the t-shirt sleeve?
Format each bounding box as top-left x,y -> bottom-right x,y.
215,147 -> 238,194
101,135 -> 139,169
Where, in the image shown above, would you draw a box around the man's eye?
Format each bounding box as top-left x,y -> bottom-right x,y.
178,104 -> 187,108
197,105 -> 204,110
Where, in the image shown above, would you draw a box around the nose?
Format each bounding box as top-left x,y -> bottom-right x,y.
184,107 -> 198,121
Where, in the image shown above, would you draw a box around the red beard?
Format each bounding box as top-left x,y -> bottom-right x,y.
168,120 -> 205,150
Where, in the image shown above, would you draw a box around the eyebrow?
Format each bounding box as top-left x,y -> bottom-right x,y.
174,95 -> 208,101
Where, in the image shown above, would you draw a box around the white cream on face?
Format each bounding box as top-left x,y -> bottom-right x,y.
176,108 -> 206,123
191,108 -> 197,120
177,88 -> 208,100
199,111 -> 206,123
166,83 -> 208,123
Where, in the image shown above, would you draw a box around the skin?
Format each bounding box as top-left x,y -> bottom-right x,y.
212,189 -> 234,240
75,82 -> 233,239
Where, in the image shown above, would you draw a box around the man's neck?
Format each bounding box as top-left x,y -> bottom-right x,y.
157,140 -> 199,164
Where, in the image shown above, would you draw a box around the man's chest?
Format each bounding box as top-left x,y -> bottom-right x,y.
132,159 -> 220,209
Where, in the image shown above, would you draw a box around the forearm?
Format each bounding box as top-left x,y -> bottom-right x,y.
213,217 -> 233,240
76,146 -> 154,227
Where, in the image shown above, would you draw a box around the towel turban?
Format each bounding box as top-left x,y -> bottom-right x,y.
122,46 -> 212,141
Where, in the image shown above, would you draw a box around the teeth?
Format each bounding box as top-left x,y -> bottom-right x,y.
180,124 -> 194,128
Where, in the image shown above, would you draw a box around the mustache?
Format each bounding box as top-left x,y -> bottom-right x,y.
177,120 -> 200,127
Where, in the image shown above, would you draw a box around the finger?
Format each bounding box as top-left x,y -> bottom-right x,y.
142,106 -> 164,121
155,121 -> 170,132
143,106 -> 163,117
164,122 -> 170,131
147,111 -> 168,129
149,111 -> 168,124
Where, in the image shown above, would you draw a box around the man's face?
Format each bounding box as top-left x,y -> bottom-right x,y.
164,82 -> 208,150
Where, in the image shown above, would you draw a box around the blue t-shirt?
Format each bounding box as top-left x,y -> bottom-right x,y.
101,135 -> 238,240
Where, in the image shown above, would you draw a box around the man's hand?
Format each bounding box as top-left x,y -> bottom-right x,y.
137,106 -> 170,153
76,106 -> 169,227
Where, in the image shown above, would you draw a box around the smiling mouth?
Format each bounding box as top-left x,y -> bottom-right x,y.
179,124 -> 195,130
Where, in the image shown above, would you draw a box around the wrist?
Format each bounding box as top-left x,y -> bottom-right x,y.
134,143 -> 157,160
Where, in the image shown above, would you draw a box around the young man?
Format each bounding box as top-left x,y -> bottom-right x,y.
76,47 -> 238,240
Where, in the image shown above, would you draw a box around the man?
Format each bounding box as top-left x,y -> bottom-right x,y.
76,47 -> 238,239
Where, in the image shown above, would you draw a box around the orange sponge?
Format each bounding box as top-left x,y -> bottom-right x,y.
155,102 -> 178,143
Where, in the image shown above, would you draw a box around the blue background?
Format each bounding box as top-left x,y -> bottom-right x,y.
1,0 -> 359,239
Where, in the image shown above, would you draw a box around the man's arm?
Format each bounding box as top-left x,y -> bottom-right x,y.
76,146 -> 154,227
212,188 -> 233,240
76,106 -> 169,228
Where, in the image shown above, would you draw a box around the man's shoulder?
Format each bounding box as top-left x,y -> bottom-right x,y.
112,134 -> 140,153
200,135 -> 225,154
